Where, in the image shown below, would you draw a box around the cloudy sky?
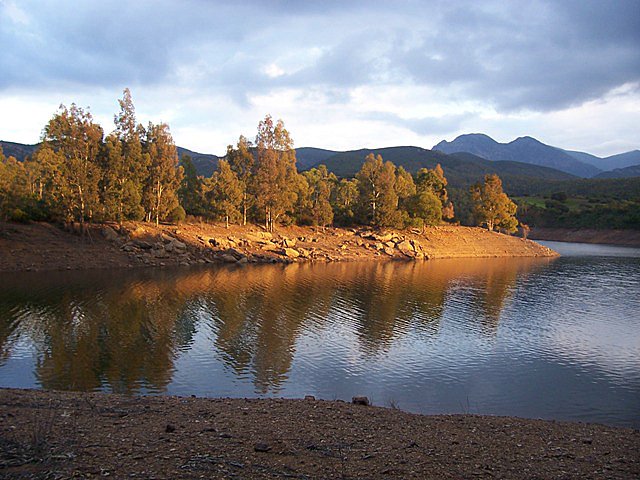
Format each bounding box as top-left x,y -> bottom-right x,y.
1,0 -> 639,157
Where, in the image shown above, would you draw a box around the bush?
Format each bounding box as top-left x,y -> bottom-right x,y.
10,208 -> 30,223
167,205 -> 186,224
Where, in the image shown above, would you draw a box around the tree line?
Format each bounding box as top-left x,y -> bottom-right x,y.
0,89 -> 518,233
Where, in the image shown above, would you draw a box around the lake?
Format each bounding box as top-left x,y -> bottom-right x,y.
1,241 -> 639,428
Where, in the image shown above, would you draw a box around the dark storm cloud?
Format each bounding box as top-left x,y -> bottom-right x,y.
1,0 -> 638,113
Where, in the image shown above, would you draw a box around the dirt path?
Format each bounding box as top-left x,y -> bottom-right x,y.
0,221 -> 557,273
0,389 -> 637,479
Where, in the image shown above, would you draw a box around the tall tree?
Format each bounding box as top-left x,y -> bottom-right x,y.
470,174 -> 518,232
102,88 -> 146,223
331,178 -> 359,226
178,154 -> 206,216
355,153 -> 398,226
143,122 -> 183,226
0,148 -> 28,219
226,135 -> 255,225
41,104 -> 104,225
253,115 -> 299,232
302,165 -> 335,228
207,160 -> 243,228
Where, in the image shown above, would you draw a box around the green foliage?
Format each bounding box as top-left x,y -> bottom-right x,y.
253,115 -> 299,232
408,191 -> 442,228
178,154 -> 206,216
515,195 -> 640,230
207,160 -> 243,228
167,205 -> 186,223
471,174 -> 518,233
143,122 -> 183,225
331,178 -> 359,226
302,165 -> 335,227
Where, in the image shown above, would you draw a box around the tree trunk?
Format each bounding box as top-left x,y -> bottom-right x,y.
243,194 -> 247,226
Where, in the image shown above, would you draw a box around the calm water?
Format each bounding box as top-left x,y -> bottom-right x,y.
1,242 -> 639,427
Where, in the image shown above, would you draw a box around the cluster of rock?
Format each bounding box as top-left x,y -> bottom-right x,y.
102,225 -> 211,267
99,223 -> 431,269
351,231 -> 428,259
200,231 -> 317,264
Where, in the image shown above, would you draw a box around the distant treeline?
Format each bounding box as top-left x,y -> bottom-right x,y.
0,89 -> 520,232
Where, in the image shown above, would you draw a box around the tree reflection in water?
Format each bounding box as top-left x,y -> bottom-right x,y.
0,257 -> 552,393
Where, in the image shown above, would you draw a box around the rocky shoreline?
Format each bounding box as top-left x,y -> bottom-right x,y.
1,388 -> 638,479
0,221 -> 557,273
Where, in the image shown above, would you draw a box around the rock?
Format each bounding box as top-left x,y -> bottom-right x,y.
165,424 -> 175,433
171,239 -> 186,250
101,226 -> 119,242
281,248 -> 300,258
209,238 -> 230,249
220,254 -> 238,263
133,240 -> 153,250
227,248 -> 245,260
237,256 -> 248,264
352,396 -> 370,406
254,443 -> 271,453
260,242 -> 278,251
304,395 -> 316,401
282,237 -> 297,248
373,232 -> 394,242
161,233 -> 174,243
383,246 -> 395,256
123,243 -> 136,252
374,242 -> 384,251
396,240 -> 415,256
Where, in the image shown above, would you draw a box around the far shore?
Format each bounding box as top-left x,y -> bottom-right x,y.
530,227 -> 640,247
1,388 -> 638,479
0,221 -> 557,273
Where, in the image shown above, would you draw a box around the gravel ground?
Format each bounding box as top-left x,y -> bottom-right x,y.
1,388 -> 638,479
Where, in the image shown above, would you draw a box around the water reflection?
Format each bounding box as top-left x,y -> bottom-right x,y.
0,258 -> 551,394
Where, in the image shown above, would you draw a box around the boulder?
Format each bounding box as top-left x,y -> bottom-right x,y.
133,240 -> 153,250
396,240 -> 415,256
373,232 -> 394,243
171,239 -> 187,250
220,254 -> 238,263
383,246 -> 395,256
352,396 -> 370,406
226,248 -> 246,260
282,237 -> 297,248
209,238 -> 230,249
101,226 -> 119,242
161,233 -> 174,243
260,242 -> 278,252
281,248 -> 300,258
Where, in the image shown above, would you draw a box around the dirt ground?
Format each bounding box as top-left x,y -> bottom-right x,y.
0,221 -> 557,273
0,389 -> 638,479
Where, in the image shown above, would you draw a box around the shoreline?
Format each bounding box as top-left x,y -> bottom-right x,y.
1,388 -> 638,479
530,227 -> 640,247
0,221 -> 557,273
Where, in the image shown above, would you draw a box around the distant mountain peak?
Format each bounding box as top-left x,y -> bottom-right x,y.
433,133 -> 601,178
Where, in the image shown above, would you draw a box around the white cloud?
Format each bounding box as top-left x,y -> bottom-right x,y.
0,0 -> 638,157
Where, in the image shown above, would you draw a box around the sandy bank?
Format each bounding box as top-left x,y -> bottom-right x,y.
530,227 -> 640,247
0,388 -> 637,479
0,221 -> 557,273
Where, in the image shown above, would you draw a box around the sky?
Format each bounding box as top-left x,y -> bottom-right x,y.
1,0 -> 639,157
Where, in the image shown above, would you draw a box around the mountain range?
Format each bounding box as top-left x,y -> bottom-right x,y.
3,134 -> 639,187
433,134 -> 640,177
